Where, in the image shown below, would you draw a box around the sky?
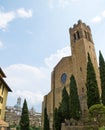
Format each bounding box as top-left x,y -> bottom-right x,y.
0,0 -> 105,112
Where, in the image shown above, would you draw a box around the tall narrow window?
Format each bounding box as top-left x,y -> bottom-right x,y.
80,67 -> 82,72
77,31 -> 80,39
73,33 -> 76,42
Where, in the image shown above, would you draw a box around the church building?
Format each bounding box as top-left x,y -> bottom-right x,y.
42,20 -> 101,130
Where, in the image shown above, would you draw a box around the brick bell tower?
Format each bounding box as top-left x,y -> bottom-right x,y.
69,20 -> 101,115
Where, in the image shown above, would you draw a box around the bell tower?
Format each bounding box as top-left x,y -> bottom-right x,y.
69,20 -> 101,113
70,20 -> 93,48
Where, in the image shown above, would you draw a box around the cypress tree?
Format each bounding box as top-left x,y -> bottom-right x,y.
99,51 -> 105,105
69,75 -> 81,120
53,108 -> 58,130
43,107 -> 50,130
60,86 -> 69,121
86,53 -> 100,108
53,108 -> 62,130
20,99 -> 29,130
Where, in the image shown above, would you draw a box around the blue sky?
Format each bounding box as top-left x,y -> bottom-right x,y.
0,0 -> 105,112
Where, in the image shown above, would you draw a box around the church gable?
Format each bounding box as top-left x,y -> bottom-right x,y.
53,56 -> 73,89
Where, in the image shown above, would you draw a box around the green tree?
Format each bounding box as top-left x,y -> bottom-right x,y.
69,75 -> 81,120
89,104 -> 105,127
53,108 -> 58,130
60,87 -> 69,121
16,125 -> 20,130
43,107 -> 50,130
53,107 -> 62,130
86,53 -> 100,108
20,99 -> 29,130
99,51 -> 105,105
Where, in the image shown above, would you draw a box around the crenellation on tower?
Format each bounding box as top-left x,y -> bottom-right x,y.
69,20 -> 93,46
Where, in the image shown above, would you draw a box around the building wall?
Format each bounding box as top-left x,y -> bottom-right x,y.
0,87 -> 8,120
0,80 -> 10,120
0,68 -> 12,129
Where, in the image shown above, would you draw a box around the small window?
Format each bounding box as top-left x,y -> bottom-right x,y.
82,88 -> 84,93
80,67 -> 82,72
84,109 -> 86,113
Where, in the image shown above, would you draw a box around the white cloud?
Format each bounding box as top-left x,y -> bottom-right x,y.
45,46 -> 70,70
15,90 -> 43,105
0,41 -> 4,49
0,8 -> 33,30
5,64 -> 48,91
48,0 -> 79,9
58,0 -> 70,8
102,10 -> 105,17
4,64 -> 50,112
4,46 -> 70,112
0,11 -> 15,30
16,8 -> 32,18
91,10 -> 105,24
91,16 -> 102,23
8,90 -> 43,111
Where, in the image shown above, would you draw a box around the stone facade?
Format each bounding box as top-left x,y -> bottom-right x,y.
42,20 -> 101,130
